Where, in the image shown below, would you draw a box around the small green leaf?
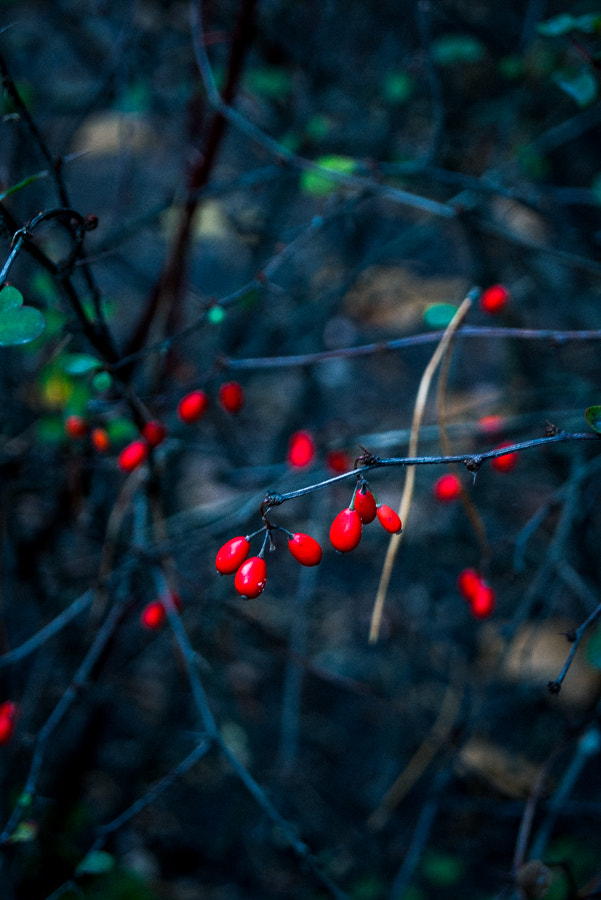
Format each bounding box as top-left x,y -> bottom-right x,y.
107,418 -> 137,444
431,34 -> 485,66
0,306 -> 45,345
421,849 -> 466,888
75,850 -> 115,876
423,302 -> 458,329
383,71 -> 414,105
207,305 -> 226,325
60,353 -> 102,375
585,405 -> 601,433
0,170 -> 48,203
554,68 -> 598,107
92,370 -> 113,393
300,155 -> 356,196
245,66 -> 291,99
0,284 -> 24,311
537,14 -> 576,37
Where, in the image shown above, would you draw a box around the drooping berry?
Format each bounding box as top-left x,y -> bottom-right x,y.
142,419 -> 167,448
91,427 -> 110,453
0,701 -> 18,746
480,284 -> 510,315
457,568 -> 481,601
355,486 -> 377,523
330,508 -> 362,552
491,442 -> 518,473
433,473 -> 462,503
234,557 -> 268,598
469,581 -> 496,619
178,390 -> 209,424
288,532 -> 323,566
287,430 -> 316,468
65,415 -> 88,439
376,505 -> 403,534
118,439 -> 148,472
141,600 -> 167,630
216,536 -> 251,575
219,381 -> 245,414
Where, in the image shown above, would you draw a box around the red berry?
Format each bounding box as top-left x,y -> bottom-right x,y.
326,449 -> 351,474
91,427 -> 110,453
469,581 -> 496,619
0,701 -> 18,746
287,430 -> 316,468
376,504 -> 403,534
329,508 -> 362,552
65,415 -> 88,439
234,557 -> 267,599
118,439 -> 148,472
288,532 -> 323,566
491,442 -> 518,473
141,600 -> 166,629
433,473 -> 462,503
478,414 -> 505,436
355,486 -> 377,523
480,284 -> 510,314
142,419 -> 167,447
457,568 -> 481,601
178,390 -> 209,424
219,381 -> 245,414
216,536 -> 251,575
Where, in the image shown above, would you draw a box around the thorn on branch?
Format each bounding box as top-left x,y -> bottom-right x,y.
547,681 -> 561,696
464,456 -> 482,474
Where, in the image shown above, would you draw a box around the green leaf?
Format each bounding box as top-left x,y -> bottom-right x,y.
585,405 -> 601,433
0,284 -> 24,311
75,850 -> 115,876
0,306 -> 45,345
300,155 -> 357,196
0,170 -> 48,203
383,71 -> 414,105
207,305 -> 226,325
431,34 -> 485,65
245,66 -> 291,99
423,302 -> 458,329
421,849 -> 466,888
537,14 -> 576,37
91,370 -> 113,393
554,68 -> 598,107
60,353 -> 102,375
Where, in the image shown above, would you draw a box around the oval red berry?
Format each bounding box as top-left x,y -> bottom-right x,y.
288,533 -> 323,566
287,430 -> 316,468
355,487 -> 377,523
91,427 -> 110,453
234,557 -> 268,598
118,439 -> 148,472
469,582 -> 495,619
142,419 -> 167,447
141,600 -> 167,630
376,504 -> 402,534
216,536 -> 251,575
65,415 -> 88,439
457,568 -> 481,601
219,381 -> 245,414
178,390 -> 209,424
433,473 -> 461,503
480,284 -> 510,314
0,701 -> 18,746
491,442 -> 518,473
330,508 -> 362,552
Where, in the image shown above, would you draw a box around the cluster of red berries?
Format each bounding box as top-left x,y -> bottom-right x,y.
457,568 -> 496,619
329,481 -> 402,553
0,700 -> 18,746
216,527 -> 322,599
118,419 -> 169,472
177,381 -> 245,424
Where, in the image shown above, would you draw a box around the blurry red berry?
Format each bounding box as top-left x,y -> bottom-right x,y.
142,420 -> 167,447
433,473 -> 462,503
287,430 -> 316,468
234,557 -> 267,598
216,536 -> 251,575
478,414 -> 505,436
469,581 -> 496,619
457,568 -> 481,601
330,508 -> 362,552
91,427 -> 110,453
141,600 -> 166,629
118,439 -> 148,472
0,701 -> 18,746
480,284 -> 510,314
65,415 -> 88,439
376,505 -> 403,534
326,449 -> 351,474
355,486 -> 377,523
178,390 -> 209,424
491,442 -> 518,473
288,532 -> 323,566
219,381 -> 245,414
